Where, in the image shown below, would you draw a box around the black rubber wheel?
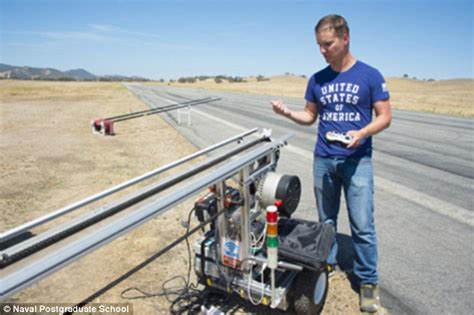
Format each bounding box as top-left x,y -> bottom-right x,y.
291,268 -> 329,315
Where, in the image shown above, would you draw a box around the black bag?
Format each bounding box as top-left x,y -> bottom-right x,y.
276,218 -> 335,271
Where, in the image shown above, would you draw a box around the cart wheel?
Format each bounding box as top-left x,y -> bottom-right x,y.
292,268 -> 328,315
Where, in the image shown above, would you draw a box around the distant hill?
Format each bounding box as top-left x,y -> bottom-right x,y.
63,68 -> 97,80
0,63 -> 150,82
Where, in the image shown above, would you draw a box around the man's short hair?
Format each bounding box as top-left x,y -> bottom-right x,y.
315,15 -> 350,38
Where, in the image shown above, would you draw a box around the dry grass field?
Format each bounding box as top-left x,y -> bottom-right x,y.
0,80 -> 374,314
0,80 -> 201,314
156,75 -> 474,117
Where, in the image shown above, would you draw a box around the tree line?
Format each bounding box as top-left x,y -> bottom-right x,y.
170,75 -> 271,84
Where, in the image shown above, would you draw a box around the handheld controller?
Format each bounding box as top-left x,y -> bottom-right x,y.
325,131 -> 353,146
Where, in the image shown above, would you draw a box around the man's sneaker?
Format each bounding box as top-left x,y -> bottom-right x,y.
325,264 -> 337,277
360,283 -> 380,313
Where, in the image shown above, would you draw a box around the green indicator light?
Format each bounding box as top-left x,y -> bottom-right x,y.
266,236 -> 279,248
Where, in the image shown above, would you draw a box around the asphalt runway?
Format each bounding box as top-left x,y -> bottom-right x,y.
125,83 -> 474,315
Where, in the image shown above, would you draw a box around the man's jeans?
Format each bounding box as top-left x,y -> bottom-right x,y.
313,156 -> 378,285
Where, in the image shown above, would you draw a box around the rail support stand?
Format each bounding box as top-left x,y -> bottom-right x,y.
178,106 -> 191,126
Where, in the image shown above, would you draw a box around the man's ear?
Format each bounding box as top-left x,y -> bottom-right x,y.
343,33 -> 350,44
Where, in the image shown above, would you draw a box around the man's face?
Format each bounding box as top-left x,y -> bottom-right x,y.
316,29 -> 349,64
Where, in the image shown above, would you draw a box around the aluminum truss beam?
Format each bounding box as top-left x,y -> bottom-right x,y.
1,129 -> 265,266
0,128 -> 257,244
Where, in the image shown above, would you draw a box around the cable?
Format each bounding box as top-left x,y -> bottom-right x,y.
119,207 -> 230,315
251,221 -> 267,251
67,207 -> 228,314
168,208 -> 203,314
119,208 -> 200,313
247,262 -> 267,306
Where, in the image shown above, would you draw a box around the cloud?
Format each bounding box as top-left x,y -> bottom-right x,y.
215,22 -> 257,38
3,30 -> 119,43
5,42 -> 46,48
88,24 -> 117,32
2,24 -> 212,51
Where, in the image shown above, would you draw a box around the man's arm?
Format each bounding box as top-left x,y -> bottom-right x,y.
271,100 -> 318,126
347,99 -> 392,149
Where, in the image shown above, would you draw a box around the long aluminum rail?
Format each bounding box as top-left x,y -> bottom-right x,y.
1,131 -> 267,266
91,98 -> 221,135
104,97 -> 213,121
0,128 -> 258,243
0,132 -> 293,300
112,98 -> 220,123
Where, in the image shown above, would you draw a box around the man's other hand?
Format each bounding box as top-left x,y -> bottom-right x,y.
271,100 -> 291,117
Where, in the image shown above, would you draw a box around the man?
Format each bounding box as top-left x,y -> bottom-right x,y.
271,15 -> 391,313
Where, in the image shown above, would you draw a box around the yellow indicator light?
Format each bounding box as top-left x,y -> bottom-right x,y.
267,223 -> 278,235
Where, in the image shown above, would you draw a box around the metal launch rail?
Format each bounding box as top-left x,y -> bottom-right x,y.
91,97 -> 220,135
0,128 -> 256,245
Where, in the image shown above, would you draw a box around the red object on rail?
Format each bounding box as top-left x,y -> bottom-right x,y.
102,120 -> 114,136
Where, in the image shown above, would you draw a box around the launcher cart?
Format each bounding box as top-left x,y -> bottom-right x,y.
0,128 -> 334,314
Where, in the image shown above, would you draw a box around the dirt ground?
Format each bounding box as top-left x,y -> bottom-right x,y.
1,80 -> 384,314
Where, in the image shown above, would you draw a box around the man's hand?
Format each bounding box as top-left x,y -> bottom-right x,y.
346,130 -> 367,149
271,100 -> 318,126
271,100 -> 291,117
345,99 -> 392,149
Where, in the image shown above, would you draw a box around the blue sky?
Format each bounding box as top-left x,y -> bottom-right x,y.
1,0 -> 472,80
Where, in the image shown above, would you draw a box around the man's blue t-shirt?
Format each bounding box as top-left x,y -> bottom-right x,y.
305,61 -> 390,158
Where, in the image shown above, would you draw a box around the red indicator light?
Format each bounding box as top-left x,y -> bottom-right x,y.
266,211 -> 278,223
